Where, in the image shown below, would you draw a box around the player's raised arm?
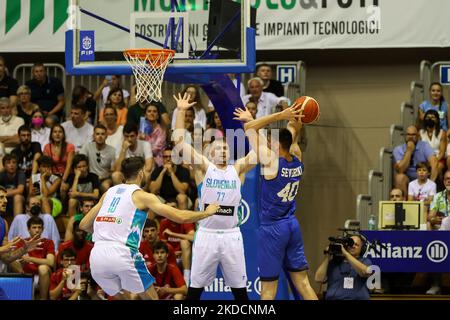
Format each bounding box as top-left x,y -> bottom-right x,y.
79,193 -> 107,233
133,190 -> 218,224
173,93 -> 210,172
287,118 -> 303,161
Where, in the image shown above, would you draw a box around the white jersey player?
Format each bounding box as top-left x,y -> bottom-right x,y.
80,157 -> 218,300
173,93 -> 257,300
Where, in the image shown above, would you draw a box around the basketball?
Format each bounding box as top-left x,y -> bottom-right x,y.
293,96 -> 320,124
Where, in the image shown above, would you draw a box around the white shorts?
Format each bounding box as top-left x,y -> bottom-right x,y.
90,241 -> 155,296
190,227 -> 247,288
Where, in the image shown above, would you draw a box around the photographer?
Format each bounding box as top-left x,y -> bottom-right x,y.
315,235 -> 372,300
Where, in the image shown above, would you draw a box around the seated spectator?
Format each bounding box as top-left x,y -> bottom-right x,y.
31,110 -> 51,149
49,248 -> 81,300
390,188 -> 405,201
94,75 -> 130,110
29,156 -> 62,218
98,88 -> 127,125
159,218 -> 194,285
57,221 -> 93,272
15,85 -> 39,126
149,146 -> 191,210
0,154 -> 25,217
148,241 -> 187,300
407,162 -> 436,211
43,124 -> 75,183
245,100 -> 258,120
11,125 -> 42,180
139,219 -> 177,266
71,85 -> 97,124
419,82 -> 449,132
64,198 -> 95,242
8,196 -> 60,248
0,97 -> 24,153
315,235 -> 372,300
112,123 -> 154,185
127,99 -> 170,129
25,62 -> 65,122
0,186 -> 42,268
242,77 -> 288,119
171,86 -> 207,130
393,125 -> 437,197
428,170 -> 450,230
256,63 -> 284,97
62,154 -> 100,217
80,124 -> 115,193
419,109 -> 446,178
140,103 -> 166,166
104,105 -> 124,151
0,56 -> 19,108
61,104 -> 94,152
16,216 -> 55,300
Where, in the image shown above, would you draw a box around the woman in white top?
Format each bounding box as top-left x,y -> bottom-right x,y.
104,105 -> 124,152
31,110 -> 51,149
172,85 -> 207,130
420,109 -> 446,177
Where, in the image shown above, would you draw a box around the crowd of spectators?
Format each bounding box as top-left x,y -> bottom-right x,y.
0,58 -> 288,300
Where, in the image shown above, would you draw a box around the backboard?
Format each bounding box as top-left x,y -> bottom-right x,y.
65,0 -> 256,79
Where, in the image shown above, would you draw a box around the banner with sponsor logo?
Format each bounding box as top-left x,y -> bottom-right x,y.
362,231 -> 450,273
1,0 -> 450,52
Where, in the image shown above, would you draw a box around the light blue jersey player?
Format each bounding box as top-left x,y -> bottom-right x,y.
234,104 -> 318,300
79,157 -> 218,300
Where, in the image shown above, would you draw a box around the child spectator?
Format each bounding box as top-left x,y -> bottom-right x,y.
49,248 -> 81,300
64,198 -> 95,242
30,110 -> 51,149
148,241 -> 187,300
408,162 -> 436,210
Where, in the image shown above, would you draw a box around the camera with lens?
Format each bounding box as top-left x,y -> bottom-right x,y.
325,236 -> 355,257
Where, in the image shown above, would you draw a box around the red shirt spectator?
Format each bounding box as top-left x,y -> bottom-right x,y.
148,262 -> 185,299
139,240 -> 177,266
159,219 -> 194,251
18,237 -> 55,274
50,269 -> 73,300
57,240 -> 93,272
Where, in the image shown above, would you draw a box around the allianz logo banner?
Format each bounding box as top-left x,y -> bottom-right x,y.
362,231 -> 450,272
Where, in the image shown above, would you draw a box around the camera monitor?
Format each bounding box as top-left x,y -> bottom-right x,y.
378,201 -> 425,230
0,274 -> 34,300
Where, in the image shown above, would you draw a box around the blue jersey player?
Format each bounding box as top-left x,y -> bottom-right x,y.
234,104 -> 318,300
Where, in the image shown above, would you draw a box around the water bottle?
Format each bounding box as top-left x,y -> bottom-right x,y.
368,214 -> 377,230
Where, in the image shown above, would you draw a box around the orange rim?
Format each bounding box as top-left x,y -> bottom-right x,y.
123,48 -> 176,60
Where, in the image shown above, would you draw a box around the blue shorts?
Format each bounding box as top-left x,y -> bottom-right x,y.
258,216 -> 309,281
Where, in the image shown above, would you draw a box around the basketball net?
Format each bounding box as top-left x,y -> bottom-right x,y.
123,49 -> 175,103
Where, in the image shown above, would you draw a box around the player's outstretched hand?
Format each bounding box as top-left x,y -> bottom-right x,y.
24,235 -> 42,252
233,107 -> 254,123
280,105 -> 303,122
205,203 -> 220,217
0,237 -> 21,254
173,92 -> 197,110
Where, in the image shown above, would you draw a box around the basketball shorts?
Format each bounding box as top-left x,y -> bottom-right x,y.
90,241 -> 155,296
190,227 -> 247,288
258,216 -> 309,281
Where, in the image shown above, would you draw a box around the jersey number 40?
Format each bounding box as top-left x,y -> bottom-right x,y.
277,181 -> 300,202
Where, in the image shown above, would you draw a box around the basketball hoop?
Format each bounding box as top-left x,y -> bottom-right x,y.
123,48 -> 175,103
